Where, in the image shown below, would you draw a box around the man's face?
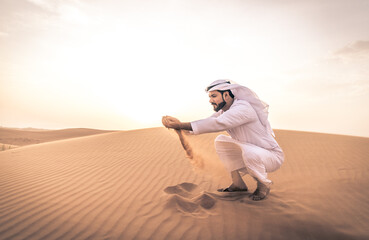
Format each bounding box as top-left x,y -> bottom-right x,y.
208,90 -> 226,112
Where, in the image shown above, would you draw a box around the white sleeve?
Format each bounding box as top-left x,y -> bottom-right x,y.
190,101 -> 257,134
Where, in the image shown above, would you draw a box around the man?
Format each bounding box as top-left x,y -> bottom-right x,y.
162,80 -> 284,201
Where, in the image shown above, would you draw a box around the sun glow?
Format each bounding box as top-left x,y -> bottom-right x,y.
1,0 -> 369,136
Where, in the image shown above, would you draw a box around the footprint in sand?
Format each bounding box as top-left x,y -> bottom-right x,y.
167,195 -> 199,213
164,182 -> 216,214
164,182 -> 197,197
195,193 -> 216,209
178,182 -> 198,192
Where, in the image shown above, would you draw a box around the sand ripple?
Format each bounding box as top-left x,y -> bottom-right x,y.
0,128 -> 368,239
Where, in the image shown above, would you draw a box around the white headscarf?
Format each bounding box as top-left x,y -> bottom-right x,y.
206,79 -> 275,137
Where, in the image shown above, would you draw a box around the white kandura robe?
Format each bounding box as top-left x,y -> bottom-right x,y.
191,99 -> 284,185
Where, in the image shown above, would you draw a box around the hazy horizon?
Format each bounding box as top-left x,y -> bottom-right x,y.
1,0 -> 368,137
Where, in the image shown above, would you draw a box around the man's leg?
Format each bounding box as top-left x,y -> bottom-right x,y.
218,170 -> 248,192
230,170 -> 248,190
241,145 -> 279,200
250,177 -> 270,201
215,135 -> 248,192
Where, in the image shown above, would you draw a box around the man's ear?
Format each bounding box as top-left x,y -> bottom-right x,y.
223,91 -> 229,100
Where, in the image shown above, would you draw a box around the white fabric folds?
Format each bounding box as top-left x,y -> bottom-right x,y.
191,79 -> 284,184
206,79 -> 275,137
215,135 -> 284,185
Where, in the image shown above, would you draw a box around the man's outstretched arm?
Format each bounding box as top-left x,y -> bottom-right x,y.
178,122 -> 193,131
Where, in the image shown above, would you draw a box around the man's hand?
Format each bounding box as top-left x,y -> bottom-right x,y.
162,116 -> 181,129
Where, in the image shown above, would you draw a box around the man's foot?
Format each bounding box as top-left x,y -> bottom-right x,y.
250,181 -> 270,201
217,184 -> 248,192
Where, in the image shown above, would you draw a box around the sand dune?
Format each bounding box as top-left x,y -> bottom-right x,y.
0,128 -> 368,239
0,127 -> 115,149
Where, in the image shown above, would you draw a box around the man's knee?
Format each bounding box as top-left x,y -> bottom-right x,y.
214,134 -> 230,143
214,134 -> 231,150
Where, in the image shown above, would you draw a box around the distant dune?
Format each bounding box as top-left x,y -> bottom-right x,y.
0,128 -> 368,239
0,127 -> 115,148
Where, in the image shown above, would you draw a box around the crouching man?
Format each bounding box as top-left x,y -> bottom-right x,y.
163,80 -> 284,201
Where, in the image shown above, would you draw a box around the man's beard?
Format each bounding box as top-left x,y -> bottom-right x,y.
212,101 -> 226,112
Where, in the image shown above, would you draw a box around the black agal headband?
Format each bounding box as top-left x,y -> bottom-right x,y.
205,81 -> 231,92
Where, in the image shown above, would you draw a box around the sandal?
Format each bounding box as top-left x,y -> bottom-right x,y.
250,182 -> 270,201
217,187 -> 248,192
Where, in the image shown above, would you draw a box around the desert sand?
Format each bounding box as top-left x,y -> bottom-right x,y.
0,127 -> 368,240
0,127 -> 114,149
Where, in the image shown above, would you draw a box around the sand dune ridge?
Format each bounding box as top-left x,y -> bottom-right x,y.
0,128 -> 368,239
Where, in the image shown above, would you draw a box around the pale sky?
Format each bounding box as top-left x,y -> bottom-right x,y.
1,0 -> 369,137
